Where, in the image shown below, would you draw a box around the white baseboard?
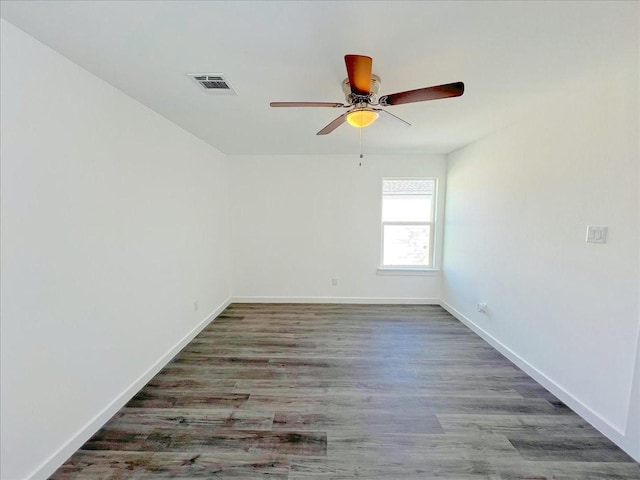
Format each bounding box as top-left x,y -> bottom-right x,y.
231,296 -> 440,305
439,299 -> 638,461
29,298 -> 232,480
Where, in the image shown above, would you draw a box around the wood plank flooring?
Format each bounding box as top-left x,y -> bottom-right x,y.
50,303 -> 640,479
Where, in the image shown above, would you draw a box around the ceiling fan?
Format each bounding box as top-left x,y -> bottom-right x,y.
270,54 -> 464,135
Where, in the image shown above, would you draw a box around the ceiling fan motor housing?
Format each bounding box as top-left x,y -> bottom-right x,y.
342,75 -> 381,104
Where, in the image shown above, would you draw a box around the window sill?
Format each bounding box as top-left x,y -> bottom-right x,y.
376,267 -> 441,276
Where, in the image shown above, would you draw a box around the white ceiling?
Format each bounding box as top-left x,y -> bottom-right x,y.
1,1 -> 637,155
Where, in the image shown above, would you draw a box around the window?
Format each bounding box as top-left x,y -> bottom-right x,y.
381,178 -> 436,269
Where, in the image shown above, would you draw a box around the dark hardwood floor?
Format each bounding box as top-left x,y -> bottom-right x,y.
50,303 -> 639,479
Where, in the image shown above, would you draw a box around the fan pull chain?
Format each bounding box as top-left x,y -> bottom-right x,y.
359,125 -> 363,166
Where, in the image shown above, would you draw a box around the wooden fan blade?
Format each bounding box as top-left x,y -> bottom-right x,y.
316,113 -> 348,135
270,102 -> 346,108
379,82 -> 464,106
373,108 -> 411,126
345,54 -> 372,95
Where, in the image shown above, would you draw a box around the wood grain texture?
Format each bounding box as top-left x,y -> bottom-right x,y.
49,303 -> 639,479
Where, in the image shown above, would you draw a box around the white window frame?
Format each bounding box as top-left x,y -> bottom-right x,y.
378,177 -> 438,274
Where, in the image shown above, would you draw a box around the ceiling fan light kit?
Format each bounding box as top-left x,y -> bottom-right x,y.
346,109 -> 379,128
270,54 -> 464,136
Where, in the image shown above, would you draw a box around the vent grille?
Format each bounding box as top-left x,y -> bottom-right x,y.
195,75 -> 229,89
187,73 -> 237,95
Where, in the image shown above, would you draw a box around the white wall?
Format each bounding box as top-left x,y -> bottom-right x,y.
442,67 -> 640,460
0,20 -> 232,480
230,154 -> 446,303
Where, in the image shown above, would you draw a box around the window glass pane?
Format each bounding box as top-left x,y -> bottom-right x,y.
382,196 -> 432,222
383,225 -> 430,266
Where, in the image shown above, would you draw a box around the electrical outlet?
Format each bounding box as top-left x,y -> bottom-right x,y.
331,278 -> 338,286
193,300 -> 199,311
477,302 -> 488,314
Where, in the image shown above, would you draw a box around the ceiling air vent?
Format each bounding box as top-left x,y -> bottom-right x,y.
187,73 -> 237,95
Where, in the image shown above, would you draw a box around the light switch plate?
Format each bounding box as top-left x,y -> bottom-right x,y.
586,226 -> 607,243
